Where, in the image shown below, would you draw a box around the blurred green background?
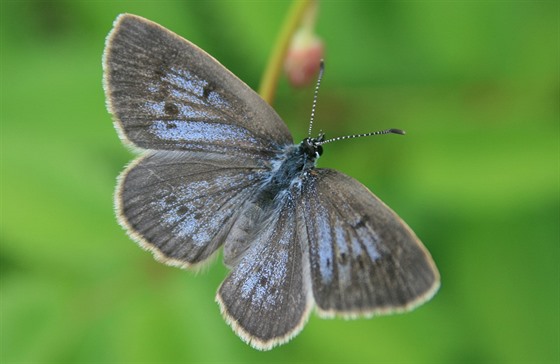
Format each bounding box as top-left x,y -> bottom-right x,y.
2,1 -> 558,363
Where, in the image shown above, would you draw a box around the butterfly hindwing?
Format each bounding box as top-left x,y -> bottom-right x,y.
300,169 -> 440,316
216,194 -> 312,350
117,151 -> 269,268
103,14 -> 292,156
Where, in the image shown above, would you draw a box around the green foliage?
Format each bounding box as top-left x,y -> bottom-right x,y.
1,1 -> 558,363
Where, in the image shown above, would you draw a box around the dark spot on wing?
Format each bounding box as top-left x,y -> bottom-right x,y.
164,102 -> 179,116
166,122 -> 177,129
177,206 -> 188,215
153,62 -> 168,81
151,68 -> 169,101
153,49 -> 177,78
165,196 -> 176,204
354,217 -> 367,229
202,83 -> 215,99
338,252 -> 348,265
259,277 -> 268,286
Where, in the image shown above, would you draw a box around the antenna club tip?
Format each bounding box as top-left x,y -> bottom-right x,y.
390,128 -> 406,135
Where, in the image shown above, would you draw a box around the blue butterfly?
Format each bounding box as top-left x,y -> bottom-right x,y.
103,14 -> 439,350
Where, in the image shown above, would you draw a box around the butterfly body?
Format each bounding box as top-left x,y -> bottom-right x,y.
265,137 -> 322,192
103,14 -> 439,350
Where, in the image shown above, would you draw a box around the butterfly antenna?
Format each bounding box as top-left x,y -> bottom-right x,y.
308,60 -> 325,137
319,128 -> 406,145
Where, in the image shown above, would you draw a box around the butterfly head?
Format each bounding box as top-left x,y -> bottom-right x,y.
300,132 -> 324,160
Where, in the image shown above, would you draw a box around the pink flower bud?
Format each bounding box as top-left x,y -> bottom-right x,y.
284,29 -> 324,88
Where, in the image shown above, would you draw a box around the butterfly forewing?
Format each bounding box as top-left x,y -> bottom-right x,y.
103,14 -> 292,155
301,169 -> 440,316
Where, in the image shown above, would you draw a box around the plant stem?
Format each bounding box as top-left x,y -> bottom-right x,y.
258,0 -> 316,105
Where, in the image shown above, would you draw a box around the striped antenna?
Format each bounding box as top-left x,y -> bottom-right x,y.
318,128 -> 405,145
308,60 -> 325,137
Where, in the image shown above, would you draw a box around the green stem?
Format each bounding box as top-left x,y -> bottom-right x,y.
258,0 -> 316,105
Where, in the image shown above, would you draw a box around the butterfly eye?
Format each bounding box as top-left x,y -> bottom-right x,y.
316,144 -> 323,157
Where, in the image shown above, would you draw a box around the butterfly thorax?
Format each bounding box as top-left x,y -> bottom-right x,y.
260,136 -> 324,200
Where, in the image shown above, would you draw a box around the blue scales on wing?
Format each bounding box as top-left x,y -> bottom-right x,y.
301,169 -> 440,316
217,192 -> 312,350
103,14 -> 292,157
117,151 -> 270,267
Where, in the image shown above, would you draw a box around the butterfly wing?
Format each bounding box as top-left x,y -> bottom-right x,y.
117,151 -> 270,268
216,195 -> 312,350
301,169 -> 440,316
103,14 -> 292,156
104,14 -> 294,268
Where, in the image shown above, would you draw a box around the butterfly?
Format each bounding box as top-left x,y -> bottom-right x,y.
103,13 -> 440,350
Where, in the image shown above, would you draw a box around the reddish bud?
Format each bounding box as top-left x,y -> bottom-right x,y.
284,30 -> 324,88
